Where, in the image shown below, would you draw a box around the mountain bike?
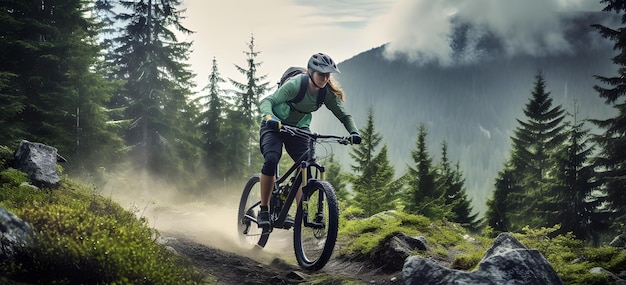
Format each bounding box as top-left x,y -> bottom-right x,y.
237,125 -> 352,271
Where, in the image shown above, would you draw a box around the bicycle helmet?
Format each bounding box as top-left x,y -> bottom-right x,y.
307,53 -> 340,74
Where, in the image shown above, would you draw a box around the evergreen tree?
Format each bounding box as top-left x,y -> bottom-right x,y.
436,141 -> 479,229
196,57 -> 230,183
405,123 -> 448,219
506,71 -> 567,230
0,0 -> 124,177
229,34 -> 270,128
550,104 -> 603,241
349,108 -> 397,216
349,108 -> 382,173
590,0 -> 626,227
0,71 -> 25,145
324,155 -> 349,202
352,145 -> 397,216
485,163 -> 518,233
226,34 -> 270,178
103,0 -> 201,190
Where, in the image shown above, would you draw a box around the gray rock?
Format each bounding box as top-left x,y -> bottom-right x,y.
377,233 -> 428,272
403,233 -> 563,285
0,206 -> 33,260
590,267 -> 626,285
13,140 -> 62,187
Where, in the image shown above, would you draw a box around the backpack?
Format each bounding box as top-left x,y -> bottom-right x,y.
278,67 -> 326,113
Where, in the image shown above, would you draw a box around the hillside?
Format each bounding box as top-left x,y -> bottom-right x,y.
312,11 -> 617,216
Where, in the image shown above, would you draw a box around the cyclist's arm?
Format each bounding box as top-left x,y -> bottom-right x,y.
324,92 -> 358,134
259,79 -> 300,118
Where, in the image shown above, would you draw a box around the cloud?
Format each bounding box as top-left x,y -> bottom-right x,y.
180,0 -> 398,92
377,0 -> 606,66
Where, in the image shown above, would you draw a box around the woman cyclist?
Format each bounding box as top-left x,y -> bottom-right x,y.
257,52 -> 361,229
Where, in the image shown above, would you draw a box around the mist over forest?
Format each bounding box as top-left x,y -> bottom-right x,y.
312,11 -> 617,216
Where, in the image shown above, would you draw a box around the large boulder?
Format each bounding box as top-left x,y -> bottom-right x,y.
13,140 -> 62,187
403,233 -> 563,285
0,206 -> 33,260
375,233 -> 428,272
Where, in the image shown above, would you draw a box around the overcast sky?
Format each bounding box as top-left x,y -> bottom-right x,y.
178,0 -> 605,93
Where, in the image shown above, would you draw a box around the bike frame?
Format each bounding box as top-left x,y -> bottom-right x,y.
271,136 -> 325,228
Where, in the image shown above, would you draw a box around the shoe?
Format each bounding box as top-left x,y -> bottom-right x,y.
257,210 -> 270,229
283,214 -> 294,228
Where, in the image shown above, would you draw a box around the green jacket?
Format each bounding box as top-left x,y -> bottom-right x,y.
259,75 -> 358,134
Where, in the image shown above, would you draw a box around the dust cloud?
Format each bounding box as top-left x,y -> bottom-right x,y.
101,168 -> 295,264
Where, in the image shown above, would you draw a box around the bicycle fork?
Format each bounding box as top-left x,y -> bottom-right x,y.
301,188 -> 326,230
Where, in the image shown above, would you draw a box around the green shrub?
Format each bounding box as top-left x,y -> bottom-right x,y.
0,170 -> 29,187
0,145 -> 13,170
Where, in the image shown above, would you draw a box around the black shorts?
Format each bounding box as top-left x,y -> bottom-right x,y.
259,124 -> 309,163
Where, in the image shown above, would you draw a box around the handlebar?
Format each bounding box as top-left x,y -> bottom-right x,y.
280,125 -> 352,145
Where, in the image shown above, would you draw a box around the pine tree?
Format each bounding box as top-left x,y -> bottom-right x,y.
324,155 -> 349,202
485,163 -> 518,233
0,0 -> 124,177
590,0 -> 626,226
230,34 -> 270,128
405,123 -> 449,219
491,71 -> 567,231
349,108 -> 397,216
103,0 -> 201,189
549,103 -> 603,241
352,145 -> 397,216
196,57 -> 230,183
0,71 -> 25,145
349,108 -> 382,173
436,141 -> 479,229
227,34 -> 270,178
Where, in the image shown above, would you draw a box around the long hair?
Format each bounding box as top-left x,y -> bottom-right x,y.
328,76 -> 344,101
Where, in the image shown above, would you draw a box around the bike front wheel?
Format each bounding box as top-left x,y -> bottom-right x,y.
237,174 -> 269,248
293,180 -> 339,271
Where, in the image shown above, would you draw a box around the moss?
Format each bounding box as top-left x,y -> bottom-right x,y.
0,170 -> 29,187
0,173 -> 206,284
451,251 -> 483,270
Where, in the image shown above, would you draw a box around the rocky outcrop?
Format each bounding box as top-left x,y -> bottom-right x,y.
375,232 -> 428,272
403,233 -> 563,285
13,140 -> 64,187
0,206 -> 33,260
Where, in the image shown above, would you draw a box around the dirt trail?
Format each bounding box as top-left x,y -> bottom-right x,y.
154,204 -> 402,284
104,178 -> 401,284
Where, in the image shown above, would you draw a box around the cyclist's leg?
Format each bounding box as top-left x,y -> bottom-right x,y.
259,126 -> 283,227
283,129 -> 309,205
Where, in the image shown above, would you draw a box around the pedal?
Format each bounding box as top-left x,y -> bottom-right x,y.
261,225 -> 273,235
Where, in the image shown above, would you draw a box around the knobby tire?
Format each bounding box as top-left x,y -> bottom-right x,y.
293,180 -> 339,271
237,174 -> 269,247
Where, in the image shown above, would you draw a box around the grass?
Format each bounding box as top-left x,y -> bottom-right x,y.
0,167 -> 207,284
337,210 -> 489,270
337,207 -> 626,285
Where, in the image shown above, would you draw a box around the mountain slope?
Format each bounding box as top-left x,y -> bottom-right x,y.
312,11 -> 616,216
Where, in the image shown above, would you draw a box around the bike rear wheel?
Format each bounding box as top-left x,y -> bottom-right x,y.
237,174 -> 269,247
293,180 -> 339,271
